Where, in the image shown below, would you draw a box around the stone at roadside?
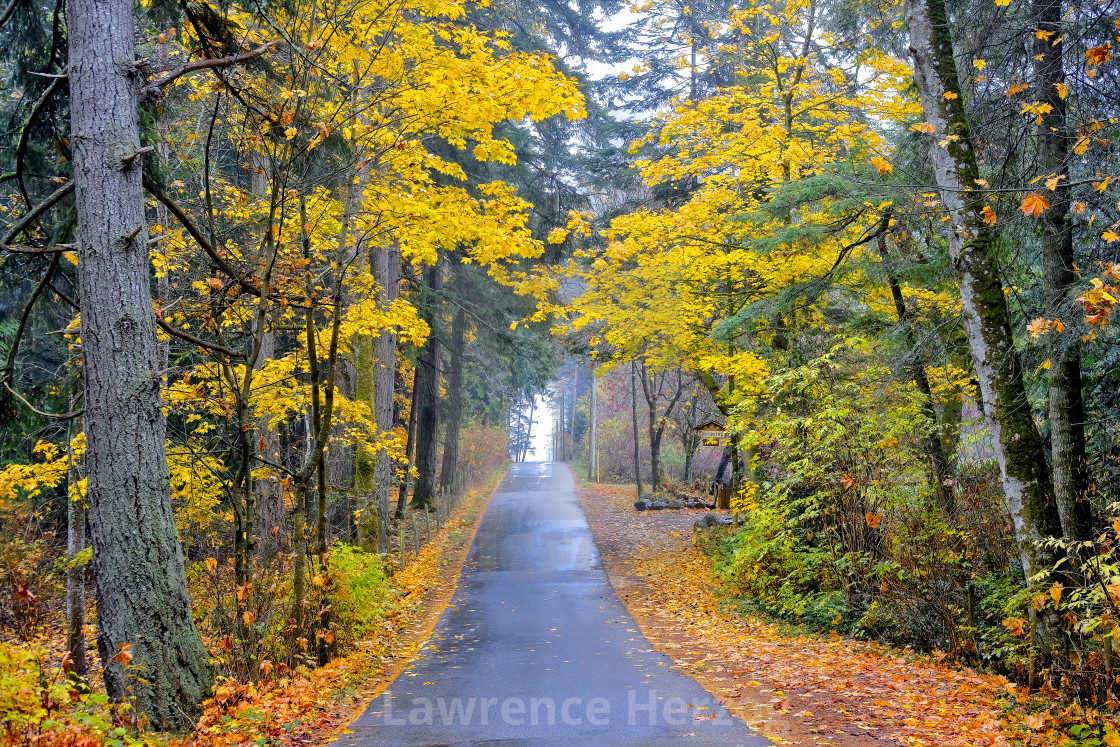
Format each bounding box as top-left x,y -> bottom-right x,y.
634,499 -> 650,511
694,513 -> 733,530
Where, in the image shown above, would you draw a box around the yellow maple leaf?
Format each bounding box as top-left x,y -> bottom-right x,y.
1027,318 -> 1051,337
1020,193 -> 1050,218
1049,582 -> 1063,605
284,127 -> 298,140
1088,43 -> 1113,67
973,59 -> 987,70
870,156 -> 893,175
943,91 -> 959,100
1103,230 -> 1120,243
910,122 -> 936,134
980,205 -> 997,225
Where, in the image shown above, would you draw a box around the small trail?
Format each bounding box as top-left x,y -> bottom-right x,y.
578,482 -> 1018,747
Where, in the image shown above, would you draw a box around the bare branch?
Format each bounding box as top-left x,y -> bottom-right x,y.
155,316 -> 246,358
141,41 -> 278,100
4,383 -> 83,420
1,242 -> 72,254
2,181 -> 75,244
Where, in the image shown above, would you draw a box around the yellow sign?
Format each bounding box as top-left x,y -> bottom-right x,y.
702,437 -> 720,447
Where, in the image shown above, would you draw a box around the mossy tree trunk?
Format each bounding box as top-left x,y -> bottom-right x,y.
904,0 -> 1064,578
1034,0 -> 1092,542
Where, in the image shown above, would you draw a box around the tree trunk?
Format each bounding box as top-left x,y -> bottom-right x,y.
372,246 -> 399,550
65,406 -> 87,678
588,364 -> 597,481
569,367 -> 577,462
396,364 -> 419,517
69,0 -> 212,722
879,235 -> 954,511
411,264 -> 442,509
439,307 -> 467,490
683,433 -> 696,483
1034,0 -> 1092,542
631,360 -> 643,497
647,392 -> 662,492
904,0 -> 1063,578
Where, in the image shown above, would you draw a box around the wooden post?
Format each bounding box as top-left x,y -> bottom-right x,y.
425,509 -> 432,543
412,515 -> 420,556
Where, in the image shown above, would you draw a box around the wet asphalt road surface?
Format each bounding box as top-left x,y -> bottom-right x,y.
335,462 -> 770,746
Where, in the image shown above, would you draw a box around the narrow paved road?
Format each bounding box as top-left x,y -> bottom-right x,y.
337,462 -> 769,746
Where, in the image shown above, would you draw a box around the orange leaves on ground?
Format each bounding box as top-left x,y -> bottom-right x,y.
578,483 -> 1017,747
1020,193 -> 1050,218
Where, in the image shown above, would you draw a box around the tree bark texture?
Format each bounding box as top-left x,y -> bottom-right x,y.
588,363 -> 597,481
372,245 -> 399,549
69,0 -> 212,724
65,408 -> 88,677
630,360 -> 643,497
396,364 -> 419,517
439,306 -> 467,491
410,264 -> 442,508
1034,0 -> 1092,542
904,0 -> 1063,578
